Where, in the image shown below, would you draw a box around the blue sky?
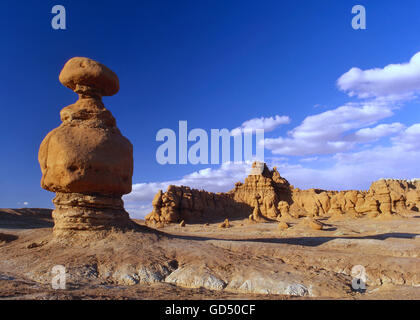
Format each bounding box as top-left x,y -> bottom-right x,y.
1,1 -> 420,217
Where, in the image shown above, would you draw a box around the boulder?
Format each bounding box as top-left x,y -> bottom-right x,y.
308,219 -> 323,230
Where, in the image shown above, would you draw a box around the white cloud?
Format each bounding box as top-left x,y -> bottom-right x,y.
299,157 -> 319,163
337,51 -> 420,98
391,123 -> 420,150
231,115 -> 290,136
351,122 -> 405,143
263,102 -> 395,156
124,203 -> 153,220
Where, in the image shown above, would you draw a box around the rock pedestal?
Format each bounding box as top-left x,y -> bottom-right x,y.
39,57 -> 134,236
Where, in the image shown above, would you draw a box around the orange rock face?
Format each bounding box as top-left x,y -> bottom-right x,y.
146,162 -> 420,224
59,57 -> 119,97
39,57 -> 134,235
232,163 -> 291,221
145,185 -> 251,224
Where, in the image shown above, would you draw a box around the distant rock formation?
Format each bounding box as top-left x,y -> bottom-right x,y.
146,162 -> 420,224
145,185 -> 251,224
231,162 -> 292,221
290,178 -> 420,218
39,57 -> 135,236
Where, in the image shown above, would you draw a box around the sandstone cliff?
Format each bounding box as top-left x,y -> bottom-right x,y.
146,162 -> 420,224
145,185 -> 251,224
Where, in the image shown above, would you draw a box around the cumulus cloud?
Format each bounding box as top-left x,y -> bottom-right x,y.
337,51 -> 420,98
124,203 -> 153,220
299,157 -> 319,163
264,53 -> 420,157
391,123 -> 420,150
231,115 -> 290,136
263,102 -> 395,156
351,122 -> 405,143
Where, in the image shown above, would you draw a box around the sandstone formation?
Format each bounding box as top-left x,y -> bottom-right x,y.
39,57 -> 135,235
278,221 -> 289,230
308,219 -> 323,231
219,219 -> 231,229
234,162 -> 292,221
145,185 -> 251,224
146,162 -> 420,224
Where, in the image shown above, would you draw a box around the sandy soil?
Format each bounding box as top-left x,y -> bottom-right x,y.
0,208 -> 419,300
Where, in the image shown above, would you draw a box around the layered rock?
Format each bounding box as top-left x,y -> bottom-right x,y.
231,162 -> 292,221
39,57 -> 135,235
146,162 -> 420,224
145,185 -> 251,224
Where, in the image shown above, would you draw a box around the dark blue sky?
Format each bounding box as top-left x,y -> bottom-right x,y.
1,0 -> 420,211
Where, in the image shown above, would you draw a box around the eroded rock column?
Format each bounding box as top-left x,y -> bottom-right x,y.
39,57 -> 135,235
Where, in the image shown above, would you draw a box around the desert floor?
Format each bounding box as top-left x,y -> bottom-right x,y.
0,208 -> 419,300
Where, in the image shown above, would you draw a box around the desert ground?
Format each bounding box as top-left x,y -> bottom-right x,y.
0,208 -> 419,300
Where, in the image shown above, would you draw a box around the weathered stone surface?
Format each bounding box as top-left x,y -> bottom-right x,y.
39,124 -> 133,195
59,57 -> 119,97
225,271 -> 310,296
308,218 -> 323,230
165,266 -> 226,291
278,221 -> 289,230
52,193 -> 132,231
39,57 -> 134,235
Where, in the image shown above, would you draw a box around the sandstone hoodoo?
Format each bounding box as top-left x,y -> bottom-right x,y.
146,161 -> 420,224
39,57 -> 135,236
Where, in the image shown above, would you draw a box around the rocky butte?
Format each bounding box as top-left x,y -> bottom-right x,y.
39,57 -> 136,236
146,162 -> 420,224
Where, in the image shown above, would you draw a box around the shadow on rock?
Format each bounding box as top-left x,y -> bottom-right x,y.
0,209 -> 53,229
0,233 -> 19,243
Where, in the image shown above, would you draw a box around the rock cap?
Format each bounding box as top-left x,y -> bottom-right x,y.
59,57 -> 119,96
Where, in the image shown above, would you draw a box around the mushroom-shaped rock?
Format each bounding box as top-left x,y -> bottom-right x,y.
39,57 -> 134,236
59,57 -> 119,97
